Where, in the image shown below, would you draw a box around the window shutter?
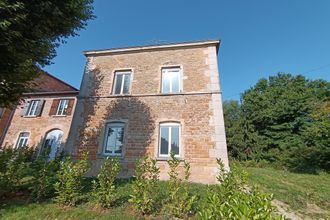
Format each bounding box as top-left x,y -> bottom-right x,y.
21,101 -> 30,116
35,100 -> 45,116
49,99 -> 59,116
66,99 -> 75,115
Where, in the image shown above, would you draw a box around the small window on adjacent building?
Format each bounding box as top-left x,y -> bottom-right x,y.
49,99 -> 74,116
113,71 -> 132,95
103,122 -> 125,156
16,132 -> 30,149
159,122 -> 180,157
0,107 -> 4,118
23,100 -> 45,117
161,67 -> 181,93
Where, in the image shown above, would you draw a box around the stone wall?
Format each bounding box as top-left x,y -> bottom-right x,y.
67,42 -> 228,184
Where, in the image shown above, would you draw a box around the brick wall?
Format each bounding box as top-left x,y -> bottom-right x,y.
1,94 -> 77,151
67,41 -> 229,184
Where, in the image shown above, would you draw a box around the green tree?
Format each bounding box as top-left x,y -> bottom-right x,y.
0,0 -> 94,107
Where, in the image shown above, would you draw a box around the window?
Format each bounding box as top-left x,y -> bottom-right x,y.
56,99 -> 69,116
103,122 -> 125,156
0,107 -> 4,118
16,132 -> 30,149
159,122 -> 180,157
161,67 -> 181,93
113,71 -> 132,95
25,100 -> 43,116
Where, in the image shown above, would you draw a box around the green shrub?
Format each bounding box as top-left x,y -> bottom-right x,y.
54,152 -> 90,206
129,156 -> 160,215
30,151 -> 63,201
164,152 -> 198,218
0,147 -> 35,198
198,159 -> 284,220
92,157 -> 121,208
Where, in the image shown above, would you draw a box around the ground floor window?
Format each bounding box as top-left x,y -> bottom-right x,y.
103,122 -> 125,156
159,122 -> 180,157
16,132 -> 30,149
42,129 -> 64,159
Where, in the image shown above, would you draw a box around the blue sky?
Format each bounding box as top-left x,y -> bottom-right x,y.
44,0 -> 330,100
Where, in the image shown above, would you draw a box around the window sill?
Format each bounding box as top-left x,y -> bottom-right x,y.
52,115 -> 67,117
96,153 -> 124,160
156,157 -> 184,161
22,115 -> 38,118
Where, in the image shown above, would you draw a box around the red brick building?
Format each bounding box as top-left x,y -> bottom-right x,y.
66,40 -> 229,184
0,72 -> 78,159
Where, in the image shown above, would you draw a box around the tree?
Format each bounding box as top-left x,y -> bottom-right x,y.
224,73 -> 330,171
0,0 -> 94,107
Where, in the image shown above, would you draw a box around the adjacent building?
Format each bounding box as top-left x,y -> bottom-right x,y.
66,40 -> 229,184
0,72 -> 78,159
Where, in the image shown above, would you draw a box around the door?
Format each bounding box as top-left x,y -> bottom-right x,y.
43,129 -> 64,159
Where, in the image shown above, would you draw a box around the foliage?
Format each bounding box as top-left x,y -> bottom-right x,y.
0,0 -> 94,107
0,146 -> 35,198
164,152 -> 198,218
224,73 -> 330,171
92,157 -> 121,208
30,151 -> 64,201
199,159 -> 282,220
54,152 -> 90,206
129,156 -> 160,215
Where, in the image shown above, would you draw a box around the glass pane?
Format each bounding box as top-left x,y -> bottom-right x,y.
114,74 -> 123,94
160,127 -> 169,155
162,72 -> 171,93
105,127 -> 116,153
171,71 -> 180,93
114,127 -> 124,154
21,132 -> 29,137
122,74 -> 131,94
171,126 -> 180,155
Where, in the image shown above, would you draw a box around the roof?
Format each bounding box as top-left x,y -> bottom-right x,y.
83,39 -> 221,56
23,70 -> 79,95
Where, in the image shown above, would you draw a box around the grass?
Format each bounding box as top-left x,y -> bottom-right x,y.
246,167 -> 330,219
0,180 -> 210,220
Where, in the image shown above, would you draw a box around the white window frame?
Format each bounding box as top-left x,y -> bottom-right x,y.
159,122 -> 181,157
103,122 -> 125,156
56,99 -> 69,116
15,132 -> 30,149
161,67 -> 182,93
112,71 -> 132,95
26,100 -> 40,116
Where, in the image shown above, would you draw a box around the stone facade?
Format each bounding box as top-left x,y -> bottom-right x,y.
1,72 -> 78,156
67,40 -> 229,184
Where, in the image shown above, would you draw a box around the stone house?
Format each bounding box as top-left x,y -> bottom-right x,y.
66,40 -> 229,184
0,72 -> 78,159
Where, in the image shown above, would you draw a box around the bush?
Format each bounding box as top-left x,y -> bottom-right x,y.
54,152 -> 90,206
92,157 -> 121,208
30,151 -> 64,201
0,146 -> 35,198
198,159 -> 283,220
164,152 -> 197,218
129,156 -> 160,215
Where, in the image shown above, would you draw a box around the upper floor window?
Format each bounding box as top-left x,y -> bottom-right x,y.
22,100 -> 45,117
103,122 -> 125,156
49,99 -> 74,116
113,71 -> 132,95
16,132 -> 30,149
161,67 -> 181,93
159,122 -> 180,157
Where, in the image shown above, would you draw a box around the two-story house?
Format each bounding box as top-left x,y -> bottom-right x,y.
66,40 -> 229,184
1,71 -> 78,159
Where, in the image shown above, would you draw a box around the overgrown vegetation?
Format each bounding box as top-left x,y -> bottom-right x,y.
54,152 -> 90,206
164,152 -> 197,218
224,73 -> 330,172
92,157 -> 121,208
199,159 -> 282,219
129,156 -> 159,215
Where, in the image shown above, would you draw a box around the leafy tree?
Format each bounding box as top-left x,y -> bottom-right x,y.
225,73 -> 329,171
0,0 -> 94,107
